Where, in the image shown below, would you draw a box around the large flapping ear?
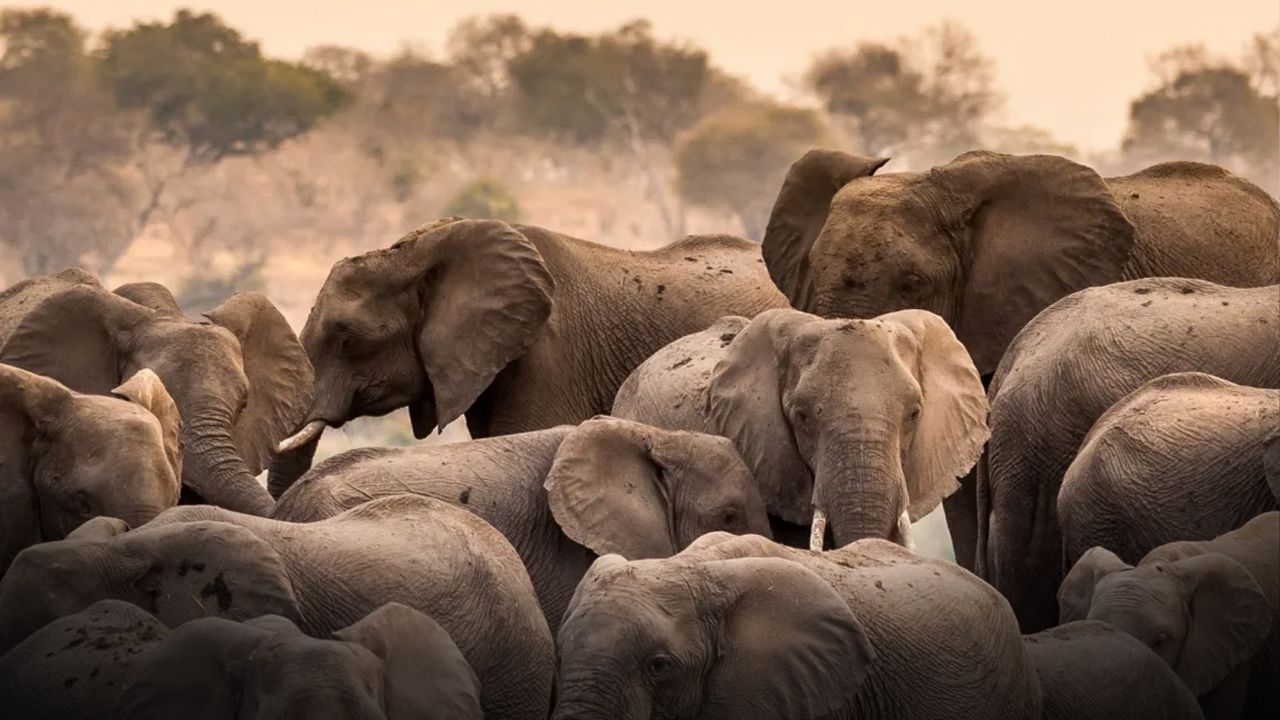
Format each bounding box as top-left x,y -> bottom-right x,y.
879,310 -> 990,520
699,556 -> 875,720
1,285 -> 153,394
0,365 -> 74,568
409,219 -> 554,430
707,309 -> 815,523
1168,553 -> 1274,695
334,603 -> 484,720
931,151 -> 1135,373
545,416 -> 677,559
1057,546 -> 1132,623
762,150 -> 890,309
112,368 -> 183,481
113,282 -> 185,318
204,292 -> 314,475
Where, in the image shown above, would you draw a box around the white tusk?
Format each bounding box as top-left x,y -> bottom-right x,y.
810,508 -> 828,552
275,420 -> 326,454
897,510 -> 916,551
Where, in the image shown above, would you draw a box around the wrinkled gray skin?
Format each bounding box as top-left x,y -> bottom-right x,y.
1024,621 -> 1203,720
270,218 -> 786,496
553,533 -> 1040,720
613,308 -> 988,550
0,269 -> 313,516
762,150 -> 1280,571
1060,373 -> 1280,566
980,280 -> 1280,631
0,364 -> 181,573
1060,513 -> 1280,720
0,495 -> 552,720
274,416 -> 771,633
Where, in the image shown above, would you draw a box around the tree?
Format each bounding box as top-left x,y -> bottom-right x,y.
446,14 -> 531,102
443,179 -> 522,221
675,102 -> 829,239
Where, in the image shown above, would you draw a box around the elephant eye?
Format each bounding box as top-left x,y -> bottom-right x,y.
720,508 -> 739,527
645,654 -> 677,678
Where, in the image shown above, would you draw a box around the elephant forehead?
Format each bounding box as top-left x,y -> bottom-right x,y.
1090,574 -> 1182,627
69,394 -> 163,439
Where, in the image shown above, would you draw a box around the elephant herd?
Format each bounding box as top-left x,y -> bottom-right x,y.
0,149 -> 1276,719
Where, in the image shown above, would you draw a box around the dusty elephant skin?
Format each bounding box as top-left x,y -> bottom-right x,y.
0,495 -> 553,720
0,269 -> 313,517
979,279 -> 1280,632
269,218 -> 787,495
552,532 -> 1040,720
1059,513 -> 1280,720
273,416 -> 772,634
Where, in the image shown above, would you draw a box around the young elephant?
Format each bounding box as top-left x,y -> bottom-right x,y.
1060,373 -> 1280,566
0,495 -> 552,720
1059,513 -> 1279,720
0,364 -> 181,573
553,533 -> 1039,720
274,416 -> 771,633
612,308 -> 989,551
1024,621 -> 1204,720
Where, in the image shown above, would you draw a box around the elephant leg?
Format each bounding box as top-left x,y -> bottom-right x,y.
944,469 -> 979,571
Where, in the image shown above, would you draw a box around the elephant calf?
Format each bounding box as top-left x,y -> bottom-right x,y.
0,600 -> 481,720
0,364 -> 181,573
613,307 -> 989,552
1060,372 -> 1280,566
0,495 -> 553,720
1060,512 -> 1279,720
274,416 -> 772,633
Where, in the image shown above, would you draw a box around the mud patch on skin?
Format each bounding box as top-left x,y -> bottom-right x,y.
177,559 -> 206,577
200,573 -> 234,611
670,357 -> 692,370
719,333 -> 737,347
459,488 -> 471,505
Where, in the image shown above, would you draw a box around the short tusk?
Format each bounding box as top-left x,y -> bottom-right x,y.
275,420 -> 326,454
897,510 -> 916,551
810,508 -> 828,552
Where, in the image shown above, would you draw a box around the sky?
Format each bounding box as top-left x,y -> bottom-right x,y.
42,1 -> 1280,151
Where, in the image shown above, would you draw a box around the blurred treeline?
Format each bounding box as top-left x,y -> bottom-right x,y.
0,8 -> 1276,317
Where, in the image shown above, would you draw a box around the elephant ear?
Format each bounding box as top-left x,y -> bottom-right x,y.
1,285 -> 153,394
411,219 -> 555,431
0,365 -> 73,568
1166,552 -> 1274,695
707,309 -> 815,523
931,151 -> 1135,373
334,602 -> 483,720
880,310 -> 990,520
204,292 -> 314,475
112,368 -> 183,481
1058,546 -> 1132,623
545,416 -> 678,559
113,282 -> 185,318
762,150 -> 890,309
701,557 -> 875,720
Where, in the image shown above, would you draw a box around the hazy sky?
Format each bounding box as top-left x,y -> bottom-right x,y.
46,1 -> 1279,151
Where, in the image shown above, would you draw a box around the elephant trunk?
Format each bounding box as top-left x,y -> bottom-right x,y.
552,674 -> 633,720
813,436 -> 906,549
268,379 -> 352,498
267,433 -> 319,499
183,415 -> 274,516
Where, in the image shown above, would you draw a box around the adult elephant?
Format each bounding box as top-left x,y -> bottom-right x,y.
981,280 -> 1280,631
762,150 -> 1280,566
270,219 -> 787,495
0,269 -> 312,516
274,416 -> 771,633
0,495 -> 553,720
612,309 -> 989,551
553,532 -> 1040,720
1060,373 -> 1280,566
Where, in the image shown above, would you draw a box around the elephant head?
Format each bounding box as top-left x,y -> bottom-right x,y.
274,219 -> 554,485
707,308 -> 988,549
0,282 -> 312,515
0,364 -> 181,572
544,416 -> 773,559
1058,547 -> 1274,696
0,518 -> 301,655
553,552 -> 875,720
762,149 -> 1135,373
116,603 -> 482,720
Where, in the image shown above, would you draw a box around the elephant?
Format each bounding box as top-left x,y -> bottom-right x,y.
0,363 -> 181,573
552,532 -> 1040,720
1060,372 -> 1280,566
273,416 -> 772,633
269,218 -> 787,496
0,495 -> 553,720
978,279 -> 1280,631
0,268 -> 313,516
1023,621 -> 1203,720
1059,513 -> 1279,720
612,307 -> 988,551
